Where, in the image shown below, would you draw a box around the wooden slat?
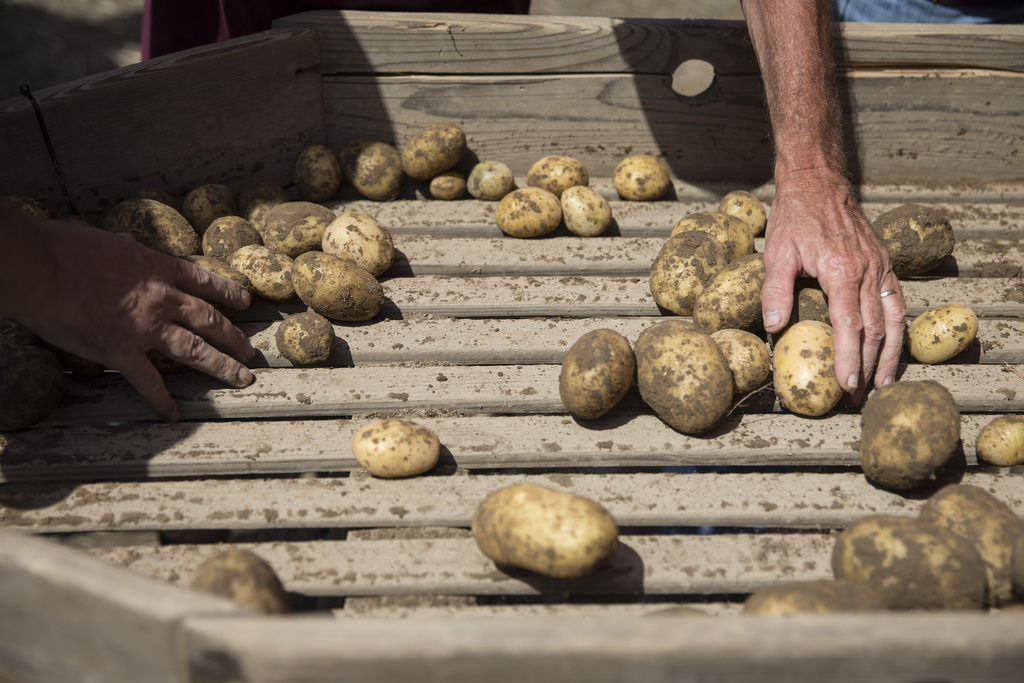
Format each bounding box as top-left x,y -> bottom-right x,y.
39,363 -> 1024,425
6,471 -> 1022,535
335,600 -> 742,619
0,413 -> 1002,484
0,529 -> 243,683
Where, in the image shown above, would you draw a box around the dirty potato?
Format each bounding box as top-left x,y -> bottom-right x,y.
670,211 -> 754,263
275,311 -> 335,366
0,346 -> 65,431
693,253 -> 765,334
429,170 -> 467,200
711,328 -> 771,395
261,201 -> 336,258
202,215 -> 263,260
190,548 -> 290,614
871,203 -> 955,277
181,183 -> 238,235
0,316 -> 40,352
649,231 -> 728,316
321,212 -> 395,277
560,185 -> 613,237
238,177 -> 288,230
976,414 -> 1024,467
402,122 -> 467,181
495,187 -> 562,238
293,143 -> 343,202
472,483 -> 619,579
831,515 -> 986,611
918,484 -> 1024,607
612,154 -> 671,201
907,303 -> 979,364
559,328 -> 635,420
351,418 -> 441,478
291,251 -> 384,322
0,195 -> 50,220
859,379 -> 960,490
228,244 -> 295,301
339,137 -> 405,202
772,320 -> 843,417
104,198 -> 200,257
128,186 -> 177,209
635,319 -> 733,434
466,160 -> 515,201
743,579 -> 887,616
527,155 -> 589,198
718,190 -> 767,237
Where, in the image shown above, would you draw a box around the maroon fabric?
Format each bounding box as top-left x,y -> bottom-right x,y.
142,0 -> 531,59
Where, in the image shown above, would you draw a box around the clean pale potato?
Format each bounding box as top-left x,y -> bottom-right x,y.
202,215 -> 262,259
472,483 -> 619,578
634,319 -> 733,434
495,187 -> 562,238
466,161 -> 515,200
0,346 -> 64,431
339,137 -> 405,202
429,170 -> 467,200
275,311 -> 335,366
351,418 -> 441,478
976,414 -> 1024,467
693,253 -> 765,334
228,244 -> 295,302
321,212 -> 395,277
401,122 -> 467,181
291,251 -> 384,322
293,143 -> 343,202
558,328 -> 635,420
718,190 -> 767,237
907,303 -> 979,364
772,320 -> 843,417
670,211 -> 754,263
742,579 -> 887,616
560,185 -> 612,237
859,379 -> 960,490
831,515 -> 986,611
871,203 -> 955,277
527,155 -> 589,198
649,231 -> 728,316
711,328 -> 771,395
613,154 -> 671,201
262,201 -> 336,258
190,548 -> 290,614
104,198 -> 200,257
181,183 -> 238,236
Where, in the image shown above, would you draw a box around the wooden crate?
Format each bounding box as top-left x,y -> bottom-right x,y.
2,11 -> 1024,683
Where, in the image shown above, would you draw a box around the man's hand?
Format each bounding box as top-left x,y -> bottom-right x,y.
2,209 -> 256,422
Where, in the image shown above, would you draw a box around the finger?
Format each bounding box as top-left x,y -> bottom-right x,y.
173,258 -> 252,311
875,285 -> 907,389
851,278 -> 888,402
158,325 -> 256,389
173,291 -> 256,364
760,251 -> 799,333
113,353 -> 181,422
824,282 -> 864,395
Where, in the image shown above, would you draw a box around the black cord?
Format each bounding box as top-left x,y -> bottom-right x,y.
20,84 -> 78,216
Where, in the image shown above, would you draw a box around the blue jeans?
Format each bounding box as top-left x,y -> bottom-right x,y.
833,0 -> 1024,23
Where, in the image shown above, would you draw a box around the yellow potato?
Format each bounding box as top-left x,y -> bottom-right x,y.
128,186 -> 177,209
429,170 -> 467,200
612,154 -> 671,201
401,122 -> 467,181
228,244 -> 295,302
238,177 -> 288,229
558,328 -> 635,420
466,161 -> 515,200
339,137 -> 405,202
275,311 -> 335,366
472,483 -> 619,578
291,251 -> 384,322
711,328 -> 771,395
181,183 -> 238,235
321,212 -> 395,277
262,201 -> 337,258
104,198 -> 200,257
190,548 -> 290,614
649,232 -> 727,316
351,418 -> 441,478
560,185 -> 612,237
772,320 -> 843,417
718,190 -> 767,237
976,414 -> 1024,467
743,580 -> 887,616
293,143 -> 343,202
907,303 -> 978,364
527,155 -> 589,197
670,211 -> 754,263
494,187 -> 562,238
201,215 -> 262,260
693,253 -> 765,333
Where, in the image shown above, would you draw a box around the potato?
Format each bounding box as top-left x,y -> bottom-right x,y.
559,328 -> 635,420
634,319 -> 733,434
274,312 -> 335,366
260,201 -> 335,258
190,548 -> 290,614
560,185 -> 612,237
742,579 -> 887,616
527,155 -> 589,198
718,190 -> 767,237
228,244 -> 295,302
711,329 -> 771,395
201,215 -> 263,259
871,203 -> 955,277
466,161 -> 515,200
339,137 -> 405,202
859,379 -> 960,490
906,303 -> 978,364
976,414 -> 1024,467
0,316 -> 40,352
181,183 -> 238,235
772,320 -> 843,417
291,251 -> 384,322
104,198 -> 200,257
51,347 -> 105,376
321,212 -> 395,277
429,170 -> 467,200
494,187 -> 562,238
0,195 -> 50,220
128,186 -> 177,209
918,484 -> 1024,607
831,515 -> 986,611
238,177 -> 288,229
670,211 -> 754,263
293,143 -> 342,202
471,483 -> 619,578
693,253 -> 765,333
0,346 -> 64,431
402,122 -> 466,181
1012,534 -> 1024,601
351,418 -> 441,478
612,154 -> 671,201
649,232 -> 728,316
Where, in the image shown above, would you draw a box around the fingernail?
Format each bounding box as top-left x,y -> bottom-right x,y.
883,375 -> 894,386
847,373 -> 858,390
237,367 -> 255,386
764,309 -> 782,329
